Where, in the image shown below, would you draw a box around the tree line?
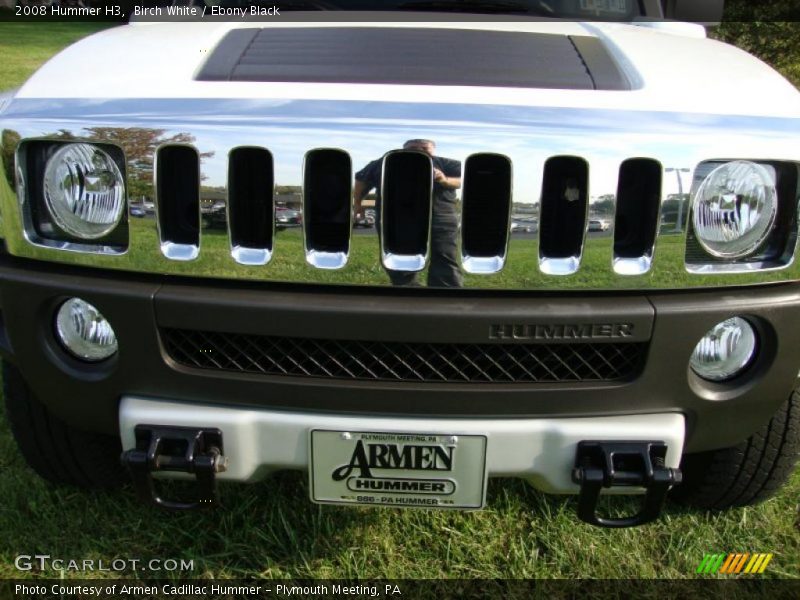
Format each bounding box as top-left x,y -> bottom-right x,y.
712,0 -> 800,88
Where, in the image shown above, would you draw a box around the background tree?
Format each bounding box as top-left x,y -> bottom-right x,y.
84,127 -> 213,201
591,194 -> 616,217
711,0 -> 800,88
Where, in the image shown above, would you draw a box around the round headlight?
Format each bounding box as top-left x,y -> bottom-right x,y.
691,161 -> 777,259
55,298 -> 118,362
690,317 -> 756,382
43,143 -> 125,240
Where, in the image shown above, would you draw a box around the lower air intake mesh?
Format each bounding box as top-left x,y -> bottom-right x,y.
162,328 -> 646,383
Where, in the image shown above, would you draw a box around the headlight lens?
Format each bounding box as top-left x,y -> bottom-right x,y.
55,298 -> 118,362
691,161 -> 777,259
43,143 -> 125,239
690,317 -> 756,382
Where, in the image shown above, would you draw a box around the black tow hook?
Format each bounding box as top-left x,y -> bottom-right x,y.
120,426 -> 227,510
572,441 -> 682,528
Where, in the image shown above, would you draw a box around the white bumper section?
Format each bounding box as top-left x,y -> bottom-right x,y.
119,396 -> 685,494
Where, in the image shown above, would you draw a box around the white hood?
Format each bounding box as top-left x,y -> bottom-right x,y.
15,18 -> 800,118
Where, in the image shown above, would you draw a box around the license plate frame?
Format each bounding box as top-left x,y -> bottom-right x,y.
309,430 -> 488,510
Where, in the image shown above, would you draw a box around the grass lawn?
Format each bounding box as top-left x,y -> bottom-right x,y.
15,221 -> 800,291
0,22 -> 798,581
0,388 -> 797,579
0,22 -> 113,93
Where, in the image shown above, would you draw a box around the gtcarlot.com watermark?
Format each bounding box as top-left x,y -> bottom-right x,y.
15,554 -> 194,573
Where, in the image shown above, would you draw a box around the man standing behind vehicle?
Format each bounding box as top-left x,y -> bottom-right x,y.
353,139 -> 463,287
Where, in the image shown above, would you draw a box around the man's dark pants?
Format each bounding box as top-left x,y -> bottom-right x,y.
379,199 -> 463,288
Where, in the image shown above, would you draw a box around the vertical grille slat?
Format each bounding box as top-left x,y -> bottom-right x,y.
380,150 -> 433,272
461,153 -> 512,274
303,148 -> 352,269
228,146 -> 274,266
538,156 -> 589,275
613,158 -> 662,275
156,145 -> 200,261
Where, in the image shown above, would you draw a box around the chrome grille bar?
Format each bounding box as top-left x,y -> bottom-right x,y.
613,158 -> 662,276
302,148 -> 352,270
379,150 -> 433,272
461,153 -> 513,274
155,144 -> 200,261
538,156 -> 590,276
227,146 -> 274,266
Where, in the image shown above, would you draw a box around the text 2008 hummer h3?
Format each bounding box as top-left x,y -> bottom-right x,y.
1,1 -> 798,528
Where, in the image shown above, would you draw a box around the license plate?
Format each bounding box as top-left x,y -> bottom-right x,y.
310,430 -> 487,509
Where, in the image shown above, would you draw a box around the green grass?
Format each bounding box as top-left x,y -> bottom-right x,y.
0,22 -> 113,93
13,220 -> 799,290
0,22 -> 798,582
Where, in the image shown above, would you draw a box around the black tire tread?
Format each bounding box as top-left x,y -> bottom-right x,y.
3,361 -> 126,489
673,389 -> 800,509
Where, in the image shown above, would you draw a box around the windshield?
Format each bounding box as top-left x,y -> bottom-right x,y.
208,0 -> 644,19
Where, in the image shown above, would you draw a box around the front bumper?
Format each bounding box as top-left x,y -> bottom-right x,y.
1,253 -> 799,454
119,396 -> 684,494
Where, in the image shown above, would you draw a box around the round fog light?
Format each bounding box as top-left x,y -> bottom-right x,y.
690,317 -> 756,382
55,298 -> 118,362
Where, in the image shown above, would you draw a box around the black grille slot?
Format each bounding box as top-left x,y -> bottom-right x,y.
228,147 -> 274,253
303,149 -> 351,254
162,328 -> 647,384
462,153 -> 512,259
614,158 -> 662,260
539,156 -> 589,259
157,145 -> 200,248
381,151 -> 433,257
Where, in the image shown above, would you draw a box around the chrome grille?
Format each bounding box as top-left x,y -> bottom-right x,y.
5,98 -> 800,290
156,146 -> 653,274
161,328 -> 647,383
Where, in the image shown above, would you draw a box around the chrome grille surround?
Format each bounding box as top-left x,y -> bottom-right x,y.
2,97 -> 800,291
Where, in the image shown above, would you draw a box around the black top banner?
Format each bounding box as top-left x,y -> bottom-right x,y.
1,0 -> 799,24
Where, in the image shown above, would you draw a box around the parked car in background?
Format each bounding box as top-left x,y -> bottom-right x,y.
354,212 -> 375,228
588,219 -> 611,232
275,206 -> 302,230
201,200 -> 228,230
511,218 -> 538,233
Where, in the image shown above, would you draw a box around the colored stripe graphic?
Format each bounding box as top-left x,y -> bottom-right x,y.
733,553 -> 750,573
696,554 -> 724,574
699,553 -> 774,574
758,554 -> 773,573
719,554 -> 737,574
744,554 -> 761,574
710,554 -> 726,573
696,554 -> 712,574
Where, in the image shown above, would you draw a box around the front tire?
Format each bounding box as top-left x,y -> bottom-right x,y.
672,389 -> 800,509
2,361 -> 127,489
